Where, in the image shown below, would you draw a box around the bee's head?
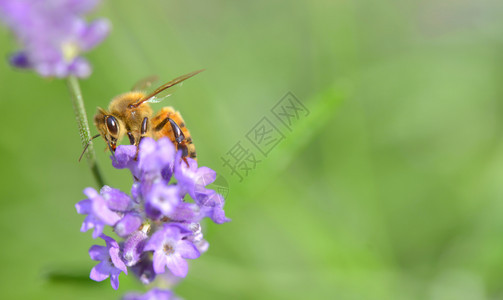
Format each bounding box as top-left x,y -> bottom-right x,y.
94,108 -> 123,152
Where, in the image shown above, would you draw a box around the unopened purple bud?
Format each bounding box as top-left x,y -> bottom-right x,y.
113,145 -> 140,179
114,212 -> 142,238
9,52 -> 31,68
101,185 -> 132,212
130,257 -> 156,285
123,229 -> 149,267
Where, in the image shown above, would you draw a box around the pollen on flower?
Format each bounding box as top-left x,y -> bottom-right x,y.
163,243 -> 175,255
61,41 -> 80,62
139,223 -> 151,234
160,216 -> 172,222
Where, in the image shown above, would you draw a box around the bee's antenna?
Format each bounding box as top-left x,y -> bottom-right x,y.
79,134 -> 101,162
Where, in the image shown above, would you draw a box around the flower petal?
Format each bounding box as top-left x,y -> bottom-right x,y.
110,273 -> 120,290
78,18 -> 110,51
92,194 -> 121,225
90,262 -> 110,282
88,245 -> 107,261
109,244 -> 128,274
196,167 -> 216,186
91,222 -> 104,239
69,57 -> 91,78
101,185 -> 131,212
144,229 -> 165,251
165,253 -> 188,277
114,213 -> 142,238
152,250 -> 167,274
177,240 -> 200,259
75,199 -> 91,214
123,230 -> 148,267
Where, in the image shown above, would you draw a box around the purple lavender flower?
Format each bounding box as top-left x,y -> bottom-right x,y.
76,187 -> 122,238
122,288 -> 179,300
174,154 -> 217,203
197,191 -> 231,224
144,223 -> 200,277
89,234 -> 127,290
77,138 -> 230,296
146,184 -> 181,217
0,0 -> 110,78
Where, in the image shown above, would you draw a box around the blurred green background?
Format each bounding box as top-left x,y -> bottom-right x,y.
1,0 -> 503,299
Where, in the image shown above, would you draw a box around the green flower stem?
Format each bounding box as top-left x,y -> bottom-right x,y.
67,76 -> 105,187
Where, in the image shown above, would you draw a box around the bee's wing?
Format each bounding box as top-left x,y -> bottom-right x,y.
145,83 -> 183,103
131,75 -> 159,91
131,69 -> 205,107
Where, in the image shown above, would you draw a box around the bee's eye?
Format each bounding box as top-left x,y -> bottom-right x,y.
106,116 -> 119,135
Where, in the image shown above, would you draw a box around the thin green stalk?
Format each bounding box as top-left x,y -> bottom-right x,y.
67,76 -> 105,187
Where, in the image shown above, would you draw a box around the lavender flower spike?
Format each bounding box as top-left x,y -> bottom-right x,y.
89,234 -> 128,290
77,138 -> 230,296
0,0 -> 110,78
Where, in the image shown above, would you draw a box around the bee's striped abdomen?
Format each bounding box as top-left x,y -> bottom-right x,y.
152,106 -> 196,160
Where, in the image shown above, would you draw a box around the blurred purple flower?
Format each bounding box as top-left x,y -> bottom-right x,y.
144,224 -> 200,277
122,288 -> 179,300
0,0 -> 110,78
89,234 -> 127,290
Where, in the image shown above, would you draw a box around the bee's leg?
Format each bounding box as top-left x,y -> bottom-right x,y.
167,119 -> 191,166
167,118 -> 185,144
140,117 -> 149,138
127,132 -> 135,145
133,117 -> 149,160
154,116 -> 189,164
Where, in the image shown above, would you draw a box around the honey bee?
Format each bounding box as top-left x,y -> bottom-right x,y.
81,70 -> 203,162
